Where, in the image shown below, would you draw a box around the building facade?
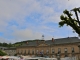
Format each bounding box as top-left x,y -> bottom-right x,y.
16,37 -> 80,59
0,46 -> 7,51
4,47 -> 16,56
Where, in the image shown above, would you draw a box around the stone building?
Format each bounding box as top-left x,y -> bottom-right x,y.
16,37 -> 80,58
4,47 -> 16,56
0,46 -> 7,51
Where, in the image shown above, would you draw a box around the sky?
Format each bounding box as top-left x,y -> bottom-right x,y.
0,0 -> 80,43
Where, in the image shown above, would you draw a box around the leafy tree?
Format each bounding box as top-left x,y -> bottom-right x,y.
59,7 -> 80,35
8,43 -> 13,47
0,50 -> 7,56
0,43 -> 2,46
2,42 -> 8,47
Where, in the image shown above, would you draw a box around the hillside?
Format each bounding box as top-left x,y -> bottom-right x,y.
0,39 -> 45,47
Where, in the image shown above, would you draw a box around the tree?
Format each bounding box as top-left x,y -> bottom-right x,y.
0,50 -> 7,56
2,42 -> 8,47
8,43 -> 13,47
59,7 -> 80,35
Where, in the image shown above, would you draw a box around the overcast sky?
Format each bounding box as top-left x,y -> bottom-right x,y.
0,0 -> 80,43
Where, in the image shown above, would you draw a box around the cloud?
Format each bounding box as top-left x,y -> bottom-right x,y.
11,28 -> 42,41
0,0 -> 80,43
0,37 -> 11,43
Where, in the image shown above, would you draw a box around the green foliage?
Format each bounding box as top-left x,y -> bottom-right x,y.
59,7 -> 80,35
0,50 -> 7,56
0,42 -> 14,47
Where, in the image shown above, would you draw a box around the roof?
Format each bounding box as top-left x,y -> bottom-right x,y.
4,47 -> 16,50
22,41 -> 38,46
46,37 -> 80,44
20,37 -> 80,47
0,46 -> 8,49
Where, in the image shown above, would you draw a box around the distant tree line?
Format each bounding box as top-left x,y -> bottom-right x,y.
0,42 -> 13,47
0,39 -> 45,47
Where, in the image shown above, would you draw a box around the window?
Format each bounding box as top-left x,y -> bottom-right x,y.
52,49 -> 54,53
17,50 -> 19,54
20,50 -> 22,54
25,50 -> 26,53
64,48 -> 67,53
72,47 -> 74,53
28,50 -> 30,54
58,48 -> 61,54
42,50 -> 43,53
32,50 -> 34,54
18,50 -> 20,53
71,47 -> 75,56
46,50 -> 49,54
64,48 -> 68,57
41,50 -> 44,54
36,50 -> 38,54
21,50 -> 23,54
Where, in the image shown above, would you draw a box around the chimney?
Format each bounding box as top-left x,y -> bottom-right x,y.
52,38 -> 54,42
